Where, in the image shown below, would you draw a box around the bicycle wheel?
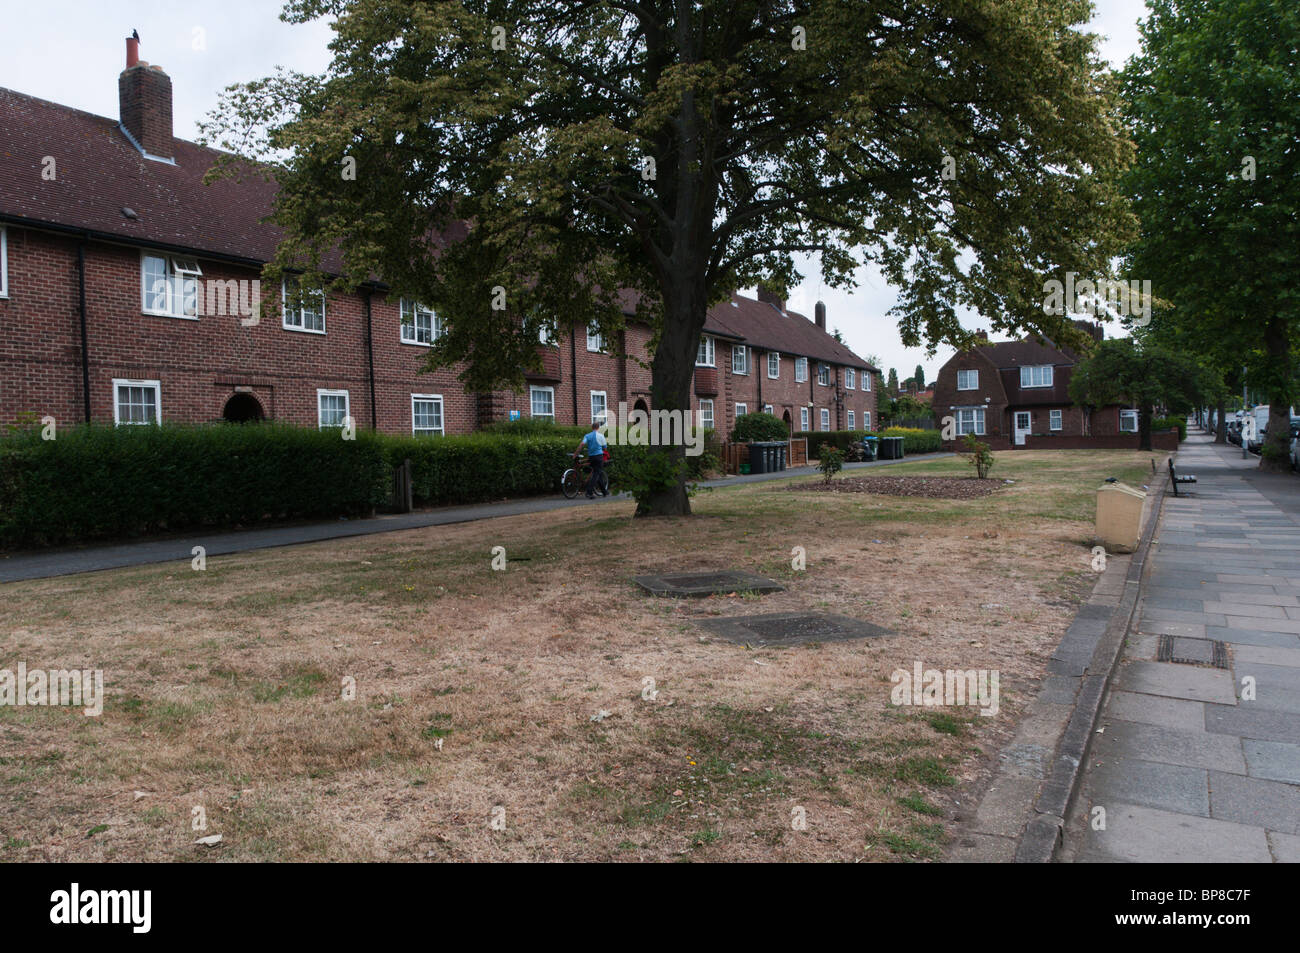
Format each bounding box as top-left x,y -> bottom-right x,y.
561,468 -> 582,499
598,470 -> 610,495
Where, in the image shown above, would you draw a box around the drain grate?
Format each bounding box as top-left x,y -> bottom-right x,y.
633,570 -> 785,598
696,612 -> 892,647
1156,635 -> 1229,668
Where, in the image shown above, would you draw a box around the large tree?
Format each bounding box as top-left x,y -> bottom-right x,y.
1122,0 -> 1300,471
205,0 -> 1136,514
1068,338 -> 1210,451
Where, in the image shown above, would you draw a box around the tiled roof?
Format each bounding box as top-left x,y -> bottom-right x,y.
975,338 -> 1080,368
0,86 -> 874,372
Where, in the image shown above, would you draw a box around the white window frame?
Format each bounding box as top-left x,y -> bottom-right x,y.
732,345 -> 748,375
956,407 -> 986,436
801,407 -> 810,431
112,378 -> 161,425
957,368 -> 979,391
819,408 -> 831,431
697,398 -> 714,430
317,389 -> 350,429
696,335 -> 715,367
400,299 -> 441,346
848,410 -> 856,430
411,394 -> 445,436
590,390 -> 608,426
1120,409 -> 1139,433
140,250 -> 202,319
763,403 -> 773,415
795,357 -> 809,383
0,227 -> 8,297
736,402 -> 748,419
530,385 -> 555,421
817,364 -> 831,386
1050,409 -> 1063,432
862,370 -> 871,392
586,324 -> 604,353
845,368 -> 856,390
283,278 -> 326,334
1020,364 -> 1053,389
863,411 -> 872,431
768,352 -> 780,379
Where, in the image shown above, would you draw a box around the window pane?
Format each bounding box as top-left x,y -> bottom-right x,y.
768,353 -> 779,377
531,388 -> 554,419
144,255 -> 169,311
413,398 -> 443,435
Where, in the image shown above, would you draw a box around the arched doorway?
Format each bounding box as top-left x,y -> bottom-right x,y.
782,409 -> 792,429
222,393 -> 265,423
633,398 -> 649,415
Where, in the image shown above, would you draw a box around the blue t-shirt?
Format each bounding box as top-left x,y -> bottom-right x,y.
582,431 -> 605,458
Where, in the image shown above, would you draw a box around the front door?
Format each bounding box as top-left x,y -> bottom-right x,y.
1014,411 -> 1031,446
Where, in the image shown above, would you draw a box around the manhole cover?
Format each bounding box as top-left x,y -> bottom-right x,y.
696,612 -> 892,646
1156,635 -> 1229,668
633,570 -> 785,598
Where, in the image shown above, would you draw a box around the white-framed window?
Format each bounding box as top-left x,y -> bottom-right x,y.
586,324 -> 603,352
1120,409 -> 1139,433
763,403 -> 773,415
112,378 -> 160,425
817,364 -> 830,386
1020,364 -> 1053,389
530,386 -> 555,420
697,398 -> 714,430
848,410 -> 856,430
0,227 -> 8,297
141,251 -> 201,318
956,407 -> 986,436
768,352 -> 780,379
590,390 -> 608,426
696,335 -> 715,367
1050,409 -> 1063,431
732,345 -> 748,375
862,370 -> 871,391
736,402 -> 748,419
283,277 -> 325,333
820,408 -> 831,431
795,357 -> 808,382
801,406 -> 810,430
957,368 -> 979,391
400,299 -> 441,345
845,368 -> 856,390
412,394 -> 444,436
535,312 -> 557,346
863,411 -> 871,431
317,389 -> 350,429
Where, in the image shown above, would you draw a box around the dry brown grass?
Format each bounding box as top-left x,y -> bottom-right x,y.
0,448 -> 1160,862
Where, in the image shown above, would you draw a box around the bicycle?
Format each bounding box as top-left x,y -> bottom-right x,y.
562,452 -> 610,499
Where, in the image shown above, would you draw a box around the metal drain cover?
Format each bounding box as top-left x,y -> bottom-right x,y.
1157,635 -> 1229,668
696,612 -> 892,646
633,570 -> 785,597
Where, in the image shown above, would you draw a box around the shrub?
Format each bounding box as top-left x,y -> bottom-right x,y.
384,431 -> 576,506
1153,416 -> 1186,441
959,434 -> 995,479
731,412 -> 789,443
818,443 -> 845,483
794,428 -> 943,456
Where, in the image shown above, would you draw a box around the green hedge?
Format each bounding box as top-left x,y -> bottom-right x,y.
1153,416 -> 1186,441
793,428 -> 943,456
0,423 -> 391,548
732,412 -> 789,442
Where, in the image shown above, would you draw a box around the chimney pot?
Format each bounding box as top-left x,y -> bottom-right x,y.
126,36 -> 139,68
814,301 -> 826,330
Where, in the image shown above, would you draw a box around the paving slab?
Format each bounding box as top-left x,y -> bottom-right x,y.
1206,626 -> 1300,649
1115,660 -> 1238,705
1104,691 -> 1207,732
1208,770 -> 1300,834
1076,803 -> 1272,863
1095,721 -> 1246,774
1241,740 -> 1300,784
1233,643 -> 1300,668
1205,704 -> 1300,744
1233,662 -> 1300,713
1267,831 -> 1300,863
1084,758 -> 1209,816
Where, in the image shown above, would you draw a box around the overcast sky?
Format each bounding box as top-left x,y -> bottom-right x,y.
0,0 -> 1150,383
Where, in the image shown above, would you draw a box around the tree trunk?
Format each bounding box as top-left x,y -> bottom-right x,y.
1138,403 -> 1154,452
637,279 -> 709,517
1260,317 -> 1293,473
1215,397 -> 1227,443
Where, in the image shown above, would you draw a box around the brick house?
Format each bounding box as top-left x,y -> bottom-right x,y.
0,41 -> 876,440
931,323 -> 1157,450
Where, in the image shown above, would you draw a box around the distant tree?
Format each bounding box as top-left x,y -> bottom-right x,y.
1068,339 -> 1210,451
887,368 -> 899,396
913,365 -> 926,391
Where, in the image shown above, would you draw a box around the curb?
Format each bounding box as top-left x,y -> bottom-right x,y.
1013,463 -> 1171,862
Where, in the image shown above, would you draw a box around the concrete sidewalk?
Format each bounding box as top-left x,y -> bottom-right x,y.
1061,428 -> 1300,862
0,451 -> 951,584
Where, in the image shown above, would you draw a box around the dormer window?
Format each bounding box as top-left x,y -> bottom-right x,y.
1020,365 -> 1053,388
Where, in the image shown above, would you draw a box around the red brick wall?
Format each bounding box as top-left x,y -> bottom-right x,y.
0,226 -> 877,439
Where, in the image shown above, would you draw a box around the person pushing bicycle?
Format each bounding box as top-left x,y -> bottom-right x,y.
575,421 -> 609,499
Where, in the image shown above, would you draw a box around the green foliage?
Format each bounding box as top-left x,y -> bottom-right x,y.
386,431 -> 576,506
0,423 -> 390,548
959,434 -> 995,479
795,428 -> 942,456
481,418 -> 589,440
731,412 -> 789,443
1152,416 -> 1186,441
817,444 -> 845,483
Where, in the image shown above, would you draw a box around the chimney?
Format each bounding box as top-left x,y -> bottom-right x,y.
119,37 -> 173,160
974,329 -> 988,341
756,285 -> 786,313
814,301 -> 826,330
